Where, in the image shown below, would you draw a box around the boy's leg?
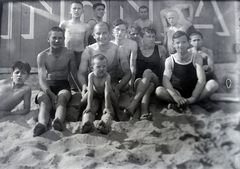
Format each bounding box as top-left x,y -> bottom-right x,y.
197,80 -> 219,102
78,92 -> 88,120
52,89 -> 71,131
124,69 -> 154,116
33,91 -> 51,137
140,82 -> 155,120
80,97 -> 100,133
155,86 -> 175,102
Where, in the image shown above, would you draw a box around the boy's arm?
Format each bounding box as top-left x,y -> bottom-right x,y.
163,58 -> 187,106
37,53 -> 57,108
9,86 -> 31,115
104,74 -> 112,109
87,20 -> 97,30
129,41 -> 138,94
59,21 -> 66,30
206,49 -> 214,71
116,47 -> 132,91
158,45 -> 167,76
77,48 -> 90,95
86,73 -> 94,110
160,10 -> 168,33
187,55 -> 206,104
69,51 -> 81,91
84,24 -> 91,48
176,4 -> 193,22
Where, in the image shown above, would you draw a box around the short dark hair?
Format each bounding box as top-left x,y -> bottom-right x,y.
94,22 -> 110,32
93,2 -> 105,10
140,26 -> 156,37
172,31 -> 189,41
48,27 -> 64,38
11,61 -> 31,74
112,18 -> 128,29
91,54 -> 108,65
189,31 -> 203,40
70,0 -> 83,8
139,6 -> 148,12
127,25 -> 141,34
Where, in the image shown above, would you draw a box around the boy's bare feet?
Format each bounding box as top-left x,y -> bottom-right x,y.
80,108 -> 94,133
97,108 -> 112,134
33,123 -> 47,137
52,118 -> 63,131
140,113 -> 153,121
124,106 -> 134,117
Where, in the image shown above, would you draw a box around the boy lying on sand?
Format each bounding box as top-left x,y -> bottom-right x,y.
0,61 -> 31,118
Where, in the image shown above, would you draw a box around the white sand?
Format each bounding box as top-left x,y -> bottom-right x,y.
0,91 -> 240,169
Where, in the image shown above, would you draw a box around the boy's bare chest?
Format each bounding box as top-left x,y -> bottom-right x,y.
45,54 -> 70,71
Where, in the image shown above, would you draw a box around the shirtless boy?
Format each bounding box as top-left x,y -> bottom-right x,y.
59,0 -> 91,68
160,1 -> 195,35
80,54 -> 114,134
127,25 -> 142,47
87,2 -> 105,45
111,18 -> 138,94
134,6 -> 153,29
33,27 -> 79,137
164,10 -> 186,56
0,61 -> 31,118
189,31 -> 216,81
155,31 -> 218,112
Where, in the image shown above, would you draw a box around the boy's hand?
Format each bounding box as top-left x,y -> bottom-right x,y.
186,97 -> 196,104
81,85 -> 88,97
173,95 -> 188,107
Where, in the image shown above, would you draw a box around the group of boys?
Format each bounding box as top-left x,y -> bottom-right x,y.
0,1 -> 218,137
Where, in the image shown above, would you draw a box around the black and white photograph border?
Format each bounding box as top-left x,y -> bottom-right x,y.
0,0 -> 240,169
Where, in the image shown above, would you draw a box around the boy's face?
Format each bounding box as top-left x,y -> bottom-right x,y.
70,3 -> 83,18
173,35 -> 189,53
190,35 -> 203,49
94,24 -> 111,46
48,31 -> 64,48
139,8 -> 148,19
113,24 -> 127,40
167,12 -> 178,26
128,29 -> 140,42
92,59 -> 107,77
12,68 -> 29,85
142,32 -> 155,47
94,6 -> 105,18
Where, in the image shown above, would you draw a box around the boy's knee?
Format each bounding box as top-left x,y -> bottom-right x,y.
142,69 -> 153,78
155,86 -> 165,97
206,80 -> 219,92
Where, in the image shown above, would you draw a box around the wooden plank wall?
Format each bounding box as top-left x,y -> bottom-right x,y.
0,0 -> 239,68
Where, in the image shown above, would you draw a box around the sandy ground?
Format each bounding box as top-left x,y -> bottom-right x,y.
0,90 -> 240,169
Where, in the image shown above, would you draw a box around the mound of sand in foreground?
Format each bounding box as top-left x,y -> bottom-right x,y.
0,91 -> 240,169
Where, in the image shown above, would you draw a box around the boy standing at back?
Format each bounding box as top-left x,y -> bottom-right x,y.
59,0 -> 91,69
0,61 -> 31,118
164,10 -> 186,56
134,6 -> 153,29
189,31 -> 216,81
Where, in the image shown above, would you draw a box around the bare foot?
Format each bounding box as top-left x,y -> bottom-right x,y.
80,108 -> 94,133
52,118 -> 63,131
97,108 -> 113,134
140,113 -> 153,121
123,107 -> 134,117
33,123 -> 47,137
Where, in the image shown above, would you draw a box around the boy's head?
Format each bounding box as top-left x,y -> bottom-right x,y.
70,0 -> 84,18
139,6 -> 149,19
93,3 -> 105,18
11,61 -> 31,85
167,10 -> 179,26
91,54 -> 108,77
127,25 -> 141,42
140,27 -> 156,47
48,27 -> 65,48
93,22 -> 111,45
112,18 -> 128,40
172,31 -> 190,53
189,31 -> 204,49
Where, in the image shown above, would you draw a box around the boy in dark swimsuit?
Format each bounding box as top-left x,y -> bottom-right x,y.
155,31 -> 218,113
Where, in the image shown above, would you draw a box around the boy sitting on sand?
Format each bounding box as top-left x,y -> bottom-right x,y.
0,61 -> 31,118
155,31 -> 218,113
80,54 -> 114,134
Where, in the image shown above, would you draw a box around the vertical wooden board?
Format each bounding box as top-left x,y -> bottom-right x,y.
109,0 -> 123,27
